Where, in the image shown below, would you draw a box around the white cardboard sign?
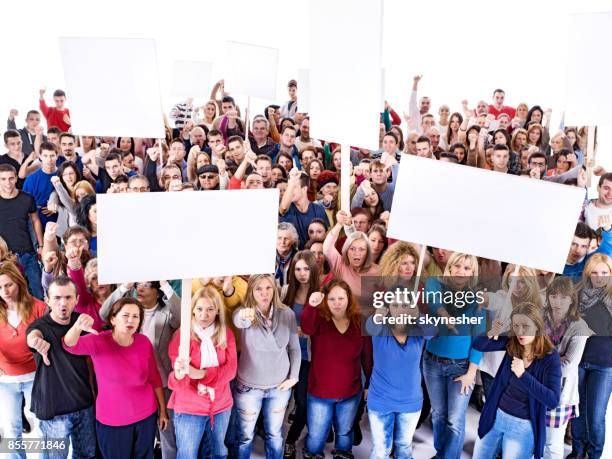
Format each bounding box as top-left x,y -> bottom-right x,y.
309,0 -> 382,150
387,155 -> 585,273
172,60 -> 212,98
565,12 -> 612,126
224,41 -> 279,100
97,189 -> 279,284
59,37 -> 165,138
297,69 -> 310,113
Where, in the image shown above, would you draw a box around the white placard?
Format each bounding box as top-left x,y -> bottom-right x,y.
309,0 -> 382,150
97,189 -> 279,284
172,60 -> 212,98
297,68 -> 310,113
224,41 -> 278,100
59,37 -> 165,138
565,12 -> 612,126
387,156 -> 585,273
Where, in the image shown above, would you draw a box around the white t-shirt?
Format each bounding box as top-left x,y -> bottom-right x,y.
584,201 -> 612,231
141,306 -> 158,346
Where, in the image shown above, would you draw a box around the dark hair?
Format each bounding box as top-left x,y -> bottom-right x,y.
3,129 -> 20,144
40,141 -> 58,153
390,126 -> 405,151
77,194 -> 96,233
53,89 -> 66,98
287,79 -> 297,88
105,152 -> 122,163
284,251 -> 320,307
48,275 -> 77,297
47,127 -> 61,136
416,135 -> 431,145
351,207 -> 373,223
117,137 -> 135,154
208,129 -> 222,138
59,132 -> 76,142
57,161 -> 82,206
107,297 -> 145,332
493,144 -> 510,153
271,165 -> 288,181
545,277 -> 580,322
439,152 -> 459,163
446,112 -> 464,146
492,128 -> 511,146
227,135 -> 243,146
275,177 -> 288,186
526,105 -> 544,124
528,151 -> 546,163
574,222 -> 596,241
384,131 -> 399,145
275,151 -> 293,167
598,172 -> 612,187
114,175 -> 129,185
449,142 -> 467,165
493,88 -> 505,96
0,163 -> 17,175
281,125 -> 297,135
26,110 -> 40,119
255,154 -> 272,166
62,225 -> 91,244
221,96 -> 235,106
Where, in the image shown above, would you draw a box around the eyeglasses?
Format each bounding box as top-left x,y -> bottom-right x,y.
199,174 -> 217,180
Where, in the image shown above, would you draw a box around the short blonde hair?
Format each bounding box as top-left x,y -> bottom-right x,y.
443,253 -> 479,288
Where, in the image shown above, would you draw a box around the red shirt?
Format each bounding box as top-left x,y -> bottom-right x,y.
488,104 -> 516,120
40,99 -> 71,132
0,300 -> 47,376
301,303 -> 372,398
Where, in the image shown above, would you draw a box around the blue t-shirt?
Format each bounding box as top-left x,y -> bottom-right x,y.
498,364 -> 535,419
23,168 -> 58,227
279,202 -> 329,249
291,303 -> 309,361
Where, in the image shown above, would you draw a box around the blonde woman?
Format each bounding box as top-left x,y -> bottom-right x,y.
423,253 -> 486,459
232,274 -> 300,459
168,286 -> 237,459
0,236 -> 17,265
195,101 -> 218,131
73,180 -> 95,203
570,254 -> 612,459
480,265 -> 543,398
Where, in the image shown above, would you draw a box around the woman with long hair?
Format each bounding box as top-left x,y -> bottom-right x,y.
76,194 -> 97,256
232,274 -> 300,459
527,124 -> 544,149
196,101 -> 218,131
423,253 -> 486,459
63,298 -> 168,458
304,239 -> 333,286
351,179 -> 385,222
511,128 -> 528,154
564,127 -> 585,166
301,280 -> 372,459
367,225 -> 388,265
480,265 -> 543,398
570,254 -> 612,459
472,302 -> 561,459
445,112 -> 464,148
281,251 -> 321,458
48,161 -> 81,238
542,277 -> 592,459
0,262 -> 47,453
168,286 -> 237,459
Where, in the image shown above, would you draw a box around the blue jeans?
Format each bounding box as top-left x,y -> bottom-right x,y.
174,410 -> 231,459
368,409 -> 420,459
472,408 -> 534,459
233,382 -> 291,459
423,354 -> 472,459
305,392 -> 361,456
572,362 -> 612,459
17,252 -> 43,300
39,406 -> 96,459
0,379 -> 39,459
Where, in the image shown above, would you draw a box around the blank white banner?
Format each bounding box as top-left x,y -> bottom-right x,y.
59,37 -> 165,138
97,189 -> 279,284
224,41 -> 279,100
297,68 -> 310,113
172,60 -> 212,98
565,12 -> 612,126
387,155 -> 585,273
309,0 -> 382,150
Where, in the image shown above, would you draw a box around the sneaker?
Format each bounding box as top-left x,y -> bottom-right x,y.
283,443 -> 296,459
565,453 -> 587,459
352,424 -> 363,446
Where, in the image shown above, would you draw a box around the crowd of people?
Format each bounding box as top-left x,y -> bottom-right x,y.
0,76 -> 611,459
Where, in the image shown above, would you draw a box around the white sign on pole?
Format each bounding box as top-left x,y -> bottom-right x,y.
565,12 -> 612,126
297,68 -> 310,113
59,37 -> 165,138
97,189 -> 279,284
309,0 -> 382,150
224,41 -> 279,100
171,60 -> 212,98
387,156 -> 585,273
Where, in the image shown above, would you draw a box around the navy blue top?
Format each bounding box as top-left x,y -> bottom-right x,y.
498,365 -> 534,419
473,336 -> 561,459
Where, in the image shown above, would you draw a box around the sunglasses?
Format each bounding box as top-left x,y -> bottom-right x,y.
199,174 -> 217,180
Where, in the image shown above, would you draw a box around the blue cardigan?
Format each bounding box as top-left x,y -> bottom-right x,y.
473,336 -> 561,459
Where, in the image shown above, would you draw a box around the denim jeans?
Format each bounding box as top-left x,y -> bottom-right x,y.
368,409 -> 420,459
472,408 -> 534,459
423,354 -> 472,459
17,252 -> 43,300
233,382 -> 291,459
305,392 -> 361,456
571,362 -> 612,459
0,379 -> 39,459
175,409 -> 231,459
39,406 -> 96,459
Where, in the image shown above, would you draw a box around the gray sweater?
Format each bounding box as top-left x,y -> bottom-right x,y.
233,306 -> 301,389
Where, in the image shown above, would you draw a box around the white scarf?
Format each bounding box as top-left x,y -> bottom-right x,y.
192,323 -> 219,401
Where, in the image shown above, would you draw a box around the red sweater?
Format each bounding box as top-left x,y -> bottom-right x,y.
40,99 -> 71,132
167,328 -> 237,418
0,300 -> 47,376
488,104 -> 516,120
301,303 -> 372,399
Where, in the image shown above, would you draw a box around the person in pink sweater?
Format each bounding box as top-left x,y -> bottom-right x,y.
65,246 -> 112,331
323,210 -> 380,300
168,286 -> 237,459
63,297 -> 168,459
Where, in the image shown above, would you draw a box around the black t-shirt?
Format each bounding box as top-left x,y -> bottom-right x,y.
26,312 -> 94,420
0,153 -> 25,189
0,190 -> 36,253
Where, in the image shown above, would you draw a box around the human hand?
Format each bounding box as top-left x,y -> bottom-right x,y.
239,308 -> 256,323
309,292 -> 324,307
30,336 -> 51,366
278,378 -> 298,391
42,251 -> 58,273
9,108 -> 18,120
454,371 -> 475,395
74,314 -> 99,334
511,357 -> 526,378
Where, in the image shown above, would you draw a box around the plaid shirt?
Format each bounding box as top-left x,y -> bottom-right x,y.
546,404 -> 577,427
